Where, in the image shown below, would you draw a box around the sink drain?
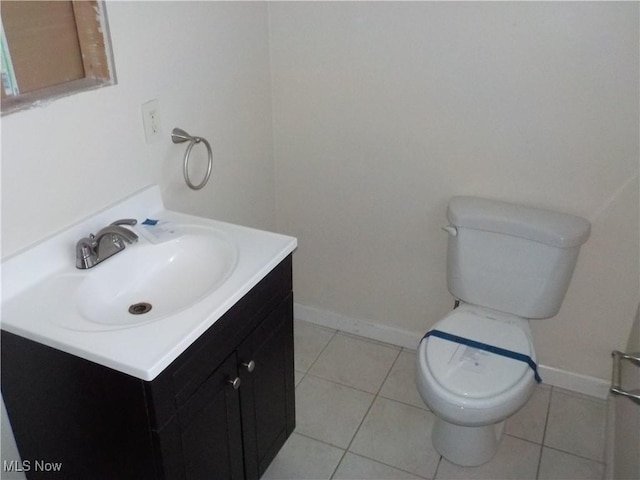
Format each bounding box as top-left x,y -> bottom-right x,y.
129,302 -> 152,315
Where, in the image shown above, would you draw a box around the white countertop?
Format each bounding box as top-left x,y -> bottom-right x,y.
1,186 -> 297,380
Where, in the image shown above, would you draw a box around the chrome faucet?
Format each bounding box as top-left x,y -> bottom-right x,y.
75,219 -> 139,269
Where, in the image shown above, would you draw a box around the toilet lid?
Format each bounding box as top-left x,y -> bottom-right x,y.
424,307 -> 533,399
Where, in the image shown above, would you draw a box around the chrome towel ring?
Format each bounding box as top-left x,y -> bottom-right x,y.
171,127 -> 213,191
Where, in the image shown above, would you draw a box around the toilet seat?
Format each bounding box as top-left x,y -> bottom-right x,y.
423,305 -> 534,400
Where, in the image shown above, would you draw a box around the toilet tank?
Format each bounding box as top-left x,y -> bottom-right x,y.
446,197 -> 591,319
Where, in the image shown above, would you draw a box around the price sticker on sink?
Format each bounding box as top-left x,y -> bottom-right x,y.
139,219 -> 182,243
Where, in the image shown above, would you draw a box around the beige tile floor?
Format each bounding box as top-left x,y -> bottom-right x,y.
263,320 -> 608,480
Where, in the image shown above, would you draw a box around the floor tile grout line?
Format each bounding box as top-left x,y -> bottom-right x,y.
290,431 -> 433,480
544,386 -> 608,464
320,329 -> 446,479
375,347 -> 432,411
371,343 -> 403,397
328,391 -> 376,480
329,346 -> 403,480
336,329 -> 405,351
292,430 -> 347,453
329,447 -> 349,479
432,454 -> 443,480
302,370 -> 382,396
303,333 -> 433,404
338,396 -> 438,480
376,391 -> 431,412
541,445 -> 607,465
535,385 -> 555,479
293,324 -> 403,480
337,451 -> 432,480
300,324 -> 338,375
502,431 -> 544,448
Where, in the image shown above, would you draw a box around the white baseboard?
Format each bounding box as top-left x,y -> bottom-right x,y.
294,302 -> 610,400
537,365 -> 610,400
294,303 -> 423,350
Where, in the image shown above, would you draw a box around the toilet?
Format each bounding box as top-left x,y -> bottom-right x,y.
415,196 -> 590,467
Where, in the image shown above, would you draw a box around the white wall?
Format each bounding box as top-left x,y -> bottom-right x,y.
270,1 -> 639,382
1,2 -> 274,473
2,0 -> 639,470
1,1 -> 276,259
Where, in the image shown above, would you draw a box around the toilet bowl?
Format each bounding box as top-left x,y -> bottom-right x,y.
416,196 -> 590,467
415,304 -> 537,466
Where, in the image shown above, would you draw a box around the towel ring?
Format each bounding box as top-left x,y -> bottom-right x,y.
171,127 -> 213,191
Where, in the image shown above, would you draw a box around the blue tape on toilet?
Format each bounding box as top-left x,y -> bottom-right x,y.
423,329 -> 542,383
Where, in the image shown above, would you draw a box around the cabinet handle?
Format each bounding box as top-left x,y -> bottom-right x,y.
241,360 -> 256,373
227,377 -> 241,390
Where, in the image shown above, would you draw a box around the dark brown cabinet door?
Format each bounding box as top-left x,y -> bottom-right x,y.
238,294 -> 295,480
177,354 -> 245,480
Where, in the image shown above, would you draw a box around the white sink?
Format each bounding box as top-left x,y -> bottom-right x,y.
1,185 -> 297,380
65,226 -> 236,330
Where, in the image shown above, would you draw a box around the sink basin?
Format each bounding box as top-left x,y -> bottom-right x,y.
50,226 -> 238,331
1,185 -> 296,379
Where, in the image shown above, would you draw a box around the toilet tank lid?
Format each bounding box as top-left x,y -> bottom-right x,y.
447,197 -> 591,248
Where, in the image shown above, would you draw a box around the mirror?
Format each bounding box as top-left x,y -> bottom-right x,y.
1,0 -> 115,115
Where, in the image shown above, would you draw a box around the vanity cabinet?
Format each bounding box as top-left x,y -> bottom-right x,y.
1,256 -> 295,480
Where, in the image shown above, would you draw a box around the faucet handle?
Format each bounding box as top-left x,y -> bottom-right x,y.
111,219 -> 137,227
76,237 -> 98,269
